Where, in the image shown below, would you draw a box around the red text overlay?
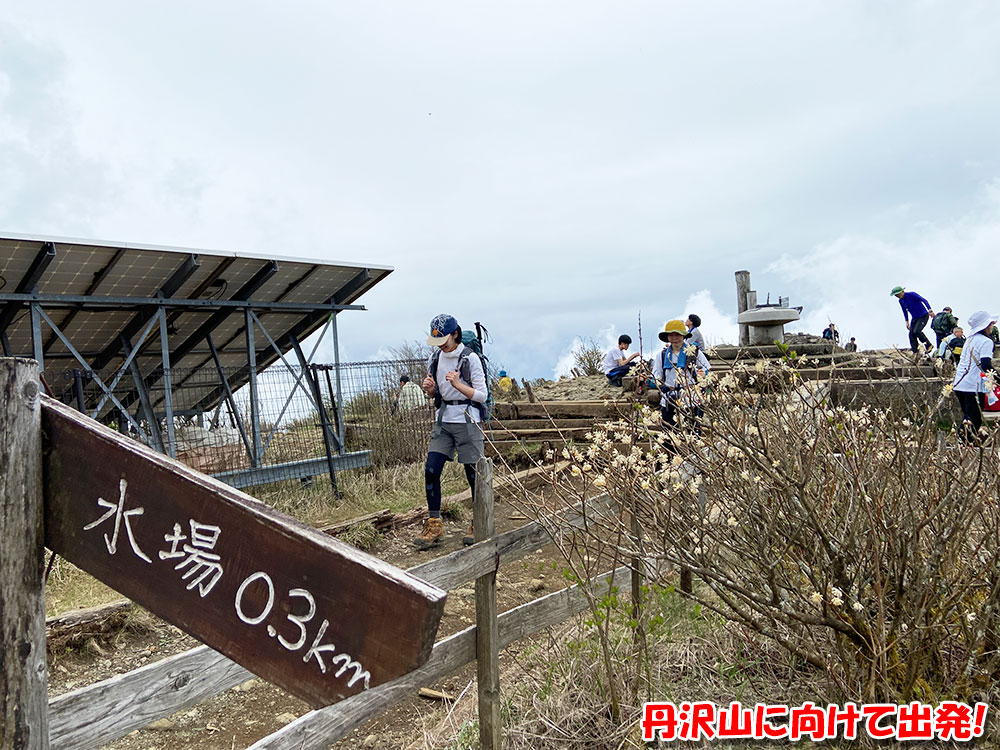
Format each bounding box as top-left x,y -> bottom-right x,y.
641,701 -> 988,742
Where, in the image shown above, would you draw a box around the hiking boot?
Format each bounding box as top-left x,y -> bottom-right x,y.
413,517 -> 444,550
462,523 -> 475,546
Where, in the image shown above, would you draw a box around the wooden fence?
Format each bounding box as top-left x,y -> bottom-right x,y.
3,358 -> 628,749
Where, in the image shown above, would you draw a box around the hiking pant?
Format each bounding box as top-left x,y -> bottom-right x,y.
660,392 -> 703,431
908,314 -> 932,353
606,361 -> 635,387
955,391 -> 983,444
425,421 -> 483,516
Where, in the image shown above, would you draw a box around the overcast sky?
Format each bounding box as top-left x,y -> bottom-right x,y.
3,2 -> 999,378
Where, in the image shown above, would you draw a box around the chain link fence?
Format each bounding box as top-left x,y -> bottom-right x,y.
45,357 -> 435,485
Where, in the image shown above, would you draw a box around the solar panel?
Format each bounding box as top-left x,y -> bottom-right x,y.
0,233 -> 392,419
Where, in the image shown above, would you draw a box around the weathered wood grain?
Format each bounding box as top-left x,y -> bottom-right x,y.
473,458 -> 500,749
0,358 -> 48,750
47,493 -> 616,749
245,565 -> 630,750
42,396 -> 445,708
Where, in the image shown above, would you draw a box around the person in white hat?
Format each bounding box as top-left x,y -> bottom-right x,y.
951,310 -> 998,443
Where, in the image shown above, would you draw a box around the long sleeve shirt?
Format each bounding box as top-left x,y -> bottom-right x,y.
898,291 -> 932,323
427,347 -> 487,423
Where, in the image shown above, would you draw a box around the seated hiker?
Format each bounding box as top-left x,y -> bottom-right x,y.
937,326 -> 965,363
603,334 -> 640,387
653,320 -> 710,429
822,323 -> 840,344
845,337 -> 858,352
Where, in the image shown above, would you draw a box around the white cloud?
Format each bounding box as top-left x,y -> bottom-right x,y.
553,325 -> 620,379
768,178 -> 1000,350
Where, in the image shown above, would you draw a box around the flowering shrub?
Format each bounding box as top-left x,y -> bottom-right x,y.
549,357 -> 1000,704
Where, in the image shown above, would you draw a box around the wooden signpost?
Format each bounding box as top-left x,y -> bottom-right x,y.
40,395 -> 446,709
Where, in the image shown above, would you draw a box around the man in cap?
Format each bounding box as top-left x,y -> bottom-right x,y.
414,314 -> 488,549
890,286 -> 934,357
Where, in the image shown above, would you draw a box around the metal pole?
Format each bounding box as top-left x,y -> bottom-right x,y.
158,308 -> 176,458
72,370 -> 86,412
29,303 -> 44,376
245,309 -> 263,468
0,358 -> 49,749
331,312 -> 345,454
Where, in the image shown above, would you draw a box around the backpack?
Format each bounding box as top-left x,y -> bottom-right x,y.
429,322 -> 492,421
931,312 -> 953,335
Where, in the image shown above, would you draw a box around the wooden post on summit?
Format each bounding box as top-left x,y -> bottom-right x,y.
473,457 -> 501,749
736,270 -> 751,347
0,359 -> 49,750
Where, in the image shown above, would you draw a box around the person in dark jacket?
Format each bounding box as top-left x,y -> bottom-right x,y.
930,307 -> 959,346
891,285 -> 934,355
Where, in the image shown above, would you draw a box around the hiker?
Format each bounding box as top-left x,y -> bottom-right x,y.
937,326 -> 965,364
891,285 -> 935,356
822,323 -> 840,345
653,320 -> 710,429
930,307 -> 959,346
393,374 -> 425,412
603,334 -> 640,387
845,337 -> 858,352
415,314 -> 487,550
685,314 -> 706,351
496,369 -> 513,395
952,310 -> 997,444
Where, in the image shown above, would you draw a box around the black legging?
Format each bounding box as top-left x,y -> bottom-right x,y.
955,391 -> 983,443
908,314 -> 932,353
425,452 -> 476,515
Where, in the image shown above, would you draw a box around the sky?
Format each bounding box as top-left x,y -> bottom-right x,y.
2,1 -> 999,379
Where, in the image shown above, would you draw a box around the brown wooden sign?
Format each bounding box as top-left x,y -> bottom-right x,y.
41,396 -> 446,708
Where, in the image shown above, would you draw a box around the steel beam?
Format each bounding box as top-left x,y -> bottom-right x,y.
158,308 -> 177,458
211,451 -> 371,490
244,308 -> 263,468
0,241 -> 56,333
206,334 -> 254,459
0,292 -> 363,313
90,253 -> 201,373
44,248 -> 125,354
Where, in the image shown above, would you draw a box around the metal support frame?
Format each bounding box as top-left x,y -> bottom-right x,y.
331,312 -> 345,450
290,336 -> 340,497
30,305 -> 150,441
0,241 -> 56,335
121,334 -> 165,453
211,451 -> 371,490
157,308 -> 177,458
244,308 -> 263,468
90,253 -> 200,373
30,303 -> 44,374
205,334 -> 254,459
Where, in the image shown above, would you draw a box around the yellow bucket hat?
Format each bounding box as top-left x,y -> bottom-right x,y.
658,319 -> 688,342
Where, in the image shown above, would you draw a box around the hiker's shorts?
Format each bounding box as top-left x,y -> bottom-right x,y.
428,421 -> 485,464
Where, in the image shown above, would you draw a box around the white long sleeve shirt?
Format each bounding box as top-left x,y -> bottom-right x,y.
428,347 -> 487,423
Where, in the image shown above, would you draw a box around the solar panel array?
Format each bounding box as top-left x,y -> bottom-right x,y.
0,234 -> 392,416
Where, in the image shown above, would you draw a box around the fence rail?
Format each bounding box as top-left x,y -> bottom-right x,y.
47,491 -> 616,749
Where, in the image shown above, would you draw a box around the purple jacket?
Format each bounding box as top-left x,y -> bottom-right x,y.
898,291 -> 931,322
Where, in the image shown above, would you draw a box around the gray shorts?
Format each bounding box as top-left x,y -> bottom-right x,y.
428,421 -> 485,464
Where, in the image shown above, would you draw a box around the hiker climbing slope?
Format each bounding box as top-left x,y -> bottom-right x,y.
891,285 -> 934,356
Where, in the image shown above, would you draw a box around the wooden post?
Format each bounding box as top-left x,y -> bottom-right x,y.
473,456 -> 500,749
0,358 -> 49,750
735,270 -> 751,347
